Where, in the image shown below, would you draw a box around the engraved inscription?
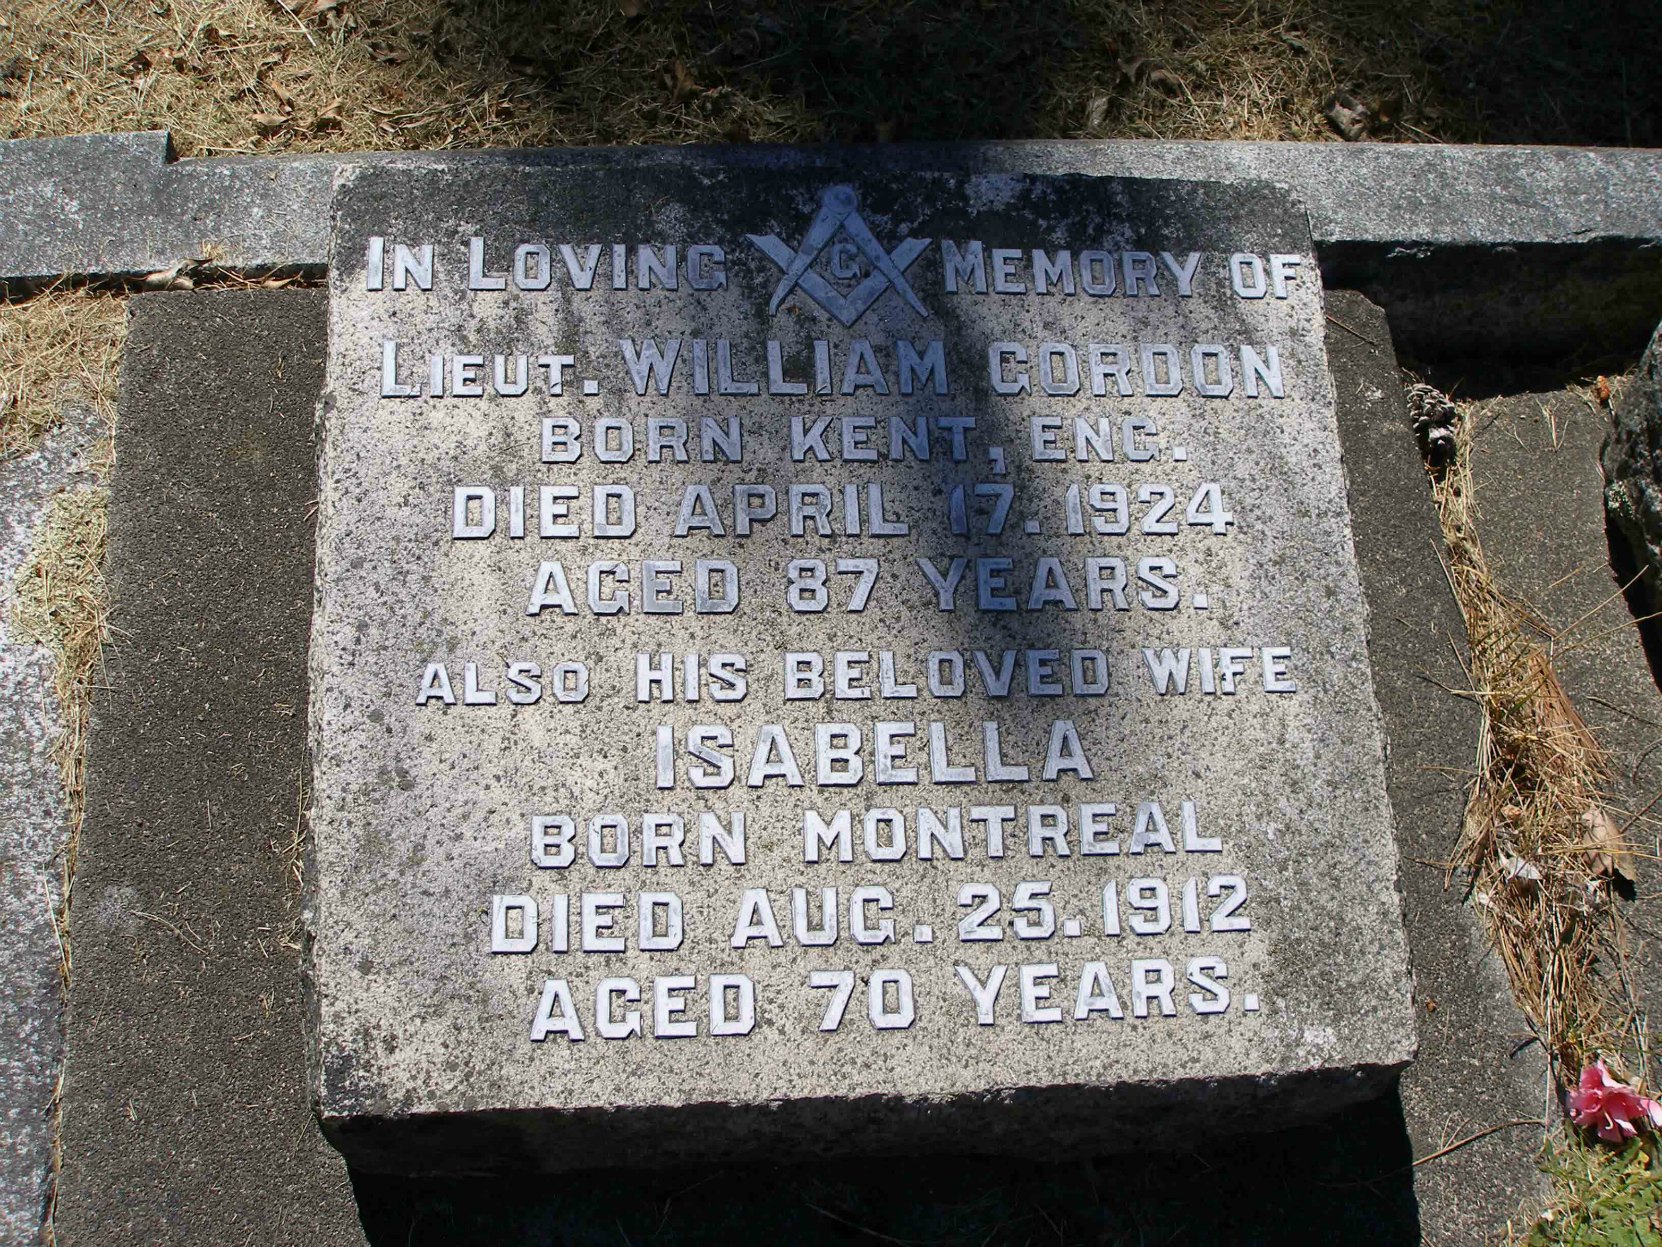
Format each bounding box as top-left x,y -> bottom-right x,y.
310,169 -> 1410,1138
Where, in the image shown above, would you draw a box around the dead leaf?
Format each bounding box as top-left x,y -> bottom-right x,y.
1324,90 -> 1371,141
312,98 -> 346,132
1594,376 -> 1613,405
1145,67 -> 1182,96
1084,94 -> 1109,129
1117,57 -> 1181,98
163,47 -> 204,74
140,263 -> 194,291
1582,806 -> 1635,883
252,111 -> 292,136
618,0 -> 646,15
1499,853 -> 1543,894
667,59 -> 698,104
299,0 -> 345,18
367,40 -> 409,65
264,75 -> 295,112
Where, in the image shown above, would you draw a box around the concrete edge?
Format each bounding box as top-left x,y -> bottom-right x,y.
37,284 -> 1537,1238
51,289 -> 362,1246
1324,290 -> 1553,1243
2,132 -> 1660,359
0,404 -> 102,1244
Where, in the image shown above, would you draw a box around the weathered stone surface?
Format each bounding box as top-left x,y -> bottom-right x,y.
50,285 -> 1533,1243
3,132 -> 1661,358
6,132 -> 1662,274
349,292 -> 1536,1244
0,405 -> 100,1246
53,290 -> 363,1247
309,165 -> 1413,1171
1325,292 -> 1550,1242
1603,322 -> 1662,676
0,131 -> 182,285
1471,378 -> 1662,1092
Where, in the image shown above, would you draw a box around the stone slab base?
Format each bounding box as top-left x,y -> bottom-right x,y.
55,287 -> 1549,1245
1327,291 -> 1550,1242
52,290 -> 362,1247
0,406 -> 100,1244
1469,379 -> 1662,1094
2,133 -> 1660,361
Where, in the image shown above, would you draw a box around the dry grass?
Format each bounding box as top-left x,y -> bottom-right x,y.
2,1 -> 1654,157
1,290 -> 121,931
0,288 -> 123,462
1433,407 -> 1641,1081
1,290 -> 122,1247
1,289 -> 121,1223
11,483 -> 111,970
0,289 -> 123,930
1429,394 -> 1662,1244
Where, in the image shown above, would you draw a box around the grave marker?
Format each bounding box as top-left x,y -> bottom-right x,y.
307,165 -> 1413,1170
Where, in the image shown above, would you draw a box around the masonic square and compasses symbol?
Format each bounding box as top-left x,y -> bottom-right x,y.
745,185 -> 931,328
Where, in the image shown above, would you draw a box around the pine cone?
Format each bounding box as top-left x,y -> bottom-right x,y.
1406,382 -> 1458,468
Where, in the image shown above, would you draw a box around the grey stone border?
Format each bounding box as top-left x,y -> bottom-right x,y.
1,131 -> 1659,359
48,285 -> 1538,1245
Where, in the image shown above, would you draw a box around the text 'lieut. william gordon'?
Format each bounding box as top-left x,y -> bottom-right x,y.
354,197 -> 1310,1053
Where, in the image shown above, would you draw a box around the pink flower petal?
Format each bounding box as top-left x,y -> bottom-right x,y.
1568,1062 -> 1662,1142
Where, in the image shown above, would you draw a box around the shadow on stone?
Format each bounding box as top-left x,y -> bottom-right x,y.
55,259 -> 1531,1247
349,1088 -> 1418,1246
1600,324 -> 1662,694
1603,515 -> 1662,698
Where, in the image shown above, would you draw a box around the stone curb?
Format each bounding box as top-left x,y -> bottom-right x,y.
1,132 -> 1660,358
44,284 -> 1539,1244
51,290 -> 361,1246
0,404 -> 102,1244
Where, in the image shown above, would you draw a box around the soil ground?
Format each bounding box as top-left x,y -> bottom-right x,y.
3,0 -> 1656,158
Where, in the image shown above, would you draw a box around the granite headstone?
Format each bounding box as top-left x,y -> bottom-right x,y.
307,165 -> 1414,1171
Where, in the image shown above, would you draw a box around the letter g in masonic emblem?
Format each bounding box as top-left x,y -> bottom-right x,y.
745,186 -> 930,328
